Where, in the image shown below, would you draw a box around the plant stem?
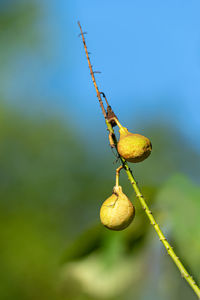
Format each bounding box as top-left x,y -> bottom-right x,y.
78,21 -> 107,119
106,120 -> 200,299
78,21 -> 200,299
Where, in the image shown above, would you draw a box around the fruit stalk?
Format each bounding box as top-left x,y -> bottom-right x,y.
78,21 -> 200,299
115,165 -> 123,187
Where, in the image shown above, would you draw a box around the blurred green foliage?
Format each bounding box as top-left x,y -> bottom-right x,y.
0,1 -> 199,300
0,0 -> 39,67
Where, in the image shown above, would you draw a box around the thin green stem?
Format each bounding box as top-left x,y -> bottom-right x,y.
78,21 -> 200,299
106,120 -> 200,299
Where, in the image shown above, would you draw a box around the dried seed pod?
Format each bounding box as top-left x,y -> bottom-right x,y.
117,127 -> 152,163
100,185 -> 135,231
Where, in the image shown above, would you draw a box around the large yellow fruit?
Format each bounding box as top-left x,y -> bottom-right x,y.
100,185 -> 135,231
117,127 -> 152,163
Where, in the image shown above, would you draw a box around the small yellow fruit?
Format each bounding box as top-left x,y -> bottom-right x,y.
100,185 -> 135,231
117,127 -> 152,163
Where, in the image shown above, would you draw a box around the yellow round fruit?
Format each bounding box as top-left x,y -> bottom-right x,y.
117,127 -> 152,163
100,186 -> 135,231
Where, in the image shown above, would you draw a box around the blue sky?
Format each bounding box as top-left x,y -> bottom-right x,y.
2,0 -> 200,149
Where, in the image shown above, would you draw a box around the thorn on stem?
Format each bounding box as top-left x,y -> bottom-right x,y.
78,31 -> 87,37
